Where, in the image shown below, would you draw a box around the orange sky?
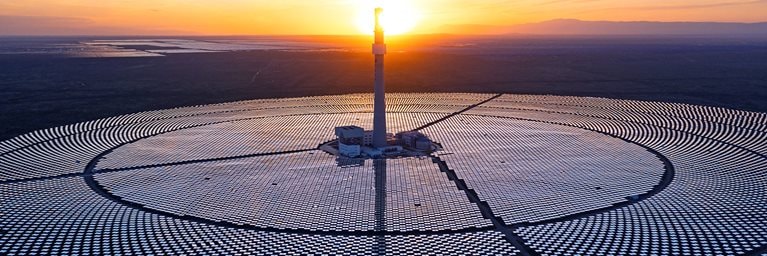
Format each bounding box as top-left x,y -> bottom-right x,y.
1,0 -> 766,35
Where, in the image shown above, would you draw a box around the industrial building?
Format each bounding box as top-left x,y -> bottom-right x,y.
335,126 -> 364,157
333,125 -> 410,158
396,131 -> 434,151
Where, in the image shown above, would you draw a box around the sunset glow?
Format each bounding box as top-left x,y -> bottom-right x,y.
0,0 -> 766,35
354,0 -> 422,35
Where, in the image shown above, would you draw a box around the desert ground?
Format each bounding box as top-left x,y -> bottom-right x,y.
1,35 -> 765,140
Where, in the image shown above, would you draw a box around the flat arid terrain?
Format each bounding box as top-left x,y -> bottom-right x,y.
1,35 -> 766,140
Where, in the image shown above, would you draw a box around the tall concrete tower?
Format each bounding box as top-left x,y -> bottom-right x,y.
372,7 -> 388,148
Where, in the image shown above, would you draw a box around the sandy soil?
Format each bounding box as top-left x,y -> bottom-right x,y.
1,36 -> 765,140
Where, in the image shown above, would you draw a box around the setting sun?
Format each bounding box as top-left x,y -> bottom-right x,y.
354,0 -> 422,35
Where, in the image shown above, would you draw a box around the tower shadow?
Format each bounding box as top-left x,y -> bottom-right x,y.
373,159 -> 386,255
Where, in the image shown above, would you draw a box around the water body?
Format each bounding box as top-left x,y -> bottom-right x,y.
0,36 -> 338,57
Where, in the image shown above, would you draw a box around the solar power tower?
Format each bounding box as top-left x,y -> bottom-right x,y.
372,7 -> 388,148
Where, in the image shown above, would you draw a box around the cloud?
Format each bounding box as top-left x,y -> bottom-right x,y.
0,15 -> 194,36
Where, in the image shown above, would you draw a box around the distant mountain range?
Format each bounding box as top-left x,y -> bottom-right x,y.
443,19 -> 767,35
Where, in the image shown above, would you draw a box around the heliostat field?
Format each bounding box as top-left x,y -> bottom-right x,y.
1,93 -> 765,255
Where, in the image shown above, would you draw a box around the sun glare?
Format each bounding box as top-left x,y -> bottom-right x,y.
354,0 -> 422,35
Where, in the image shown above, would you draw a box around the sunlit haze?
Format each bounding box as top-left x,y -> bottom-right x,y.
0,0 -> 765,35
354,0 -> 422,35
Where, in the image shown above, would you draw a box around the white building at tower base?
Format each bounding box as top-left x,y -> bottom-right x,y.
334,126 -> 438,158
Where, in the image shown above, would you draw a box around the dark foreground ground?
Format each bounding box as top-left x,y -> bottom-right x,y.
1,35 -> 766,140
